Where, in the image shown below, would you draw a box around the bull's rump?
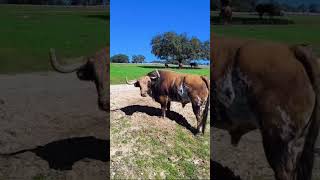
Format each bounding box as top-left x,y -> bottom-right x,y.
158,71 -> 209,103
237,41 -> 315,129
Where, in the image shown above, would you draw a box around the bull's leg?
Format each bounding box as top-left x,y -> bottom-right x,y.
229,124 -> 257,146
260,116 -> 312,180
192,103 -> 203,134
161,104 -> 166,118
262,131 -> 303,180
167,101 -> 171,111
159,96 -> 168,118
182,102 -> 187,108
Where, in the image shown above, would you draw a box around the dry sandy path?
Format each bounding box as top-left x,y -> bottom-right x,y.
0,72 -> 108,180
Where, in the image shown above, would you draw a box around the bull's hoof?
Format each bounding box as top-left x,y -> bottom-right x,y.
194,129 -> 204,136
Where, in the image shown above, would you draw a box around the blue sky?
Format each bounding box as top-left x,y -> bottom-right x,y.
110,0 -> 210,62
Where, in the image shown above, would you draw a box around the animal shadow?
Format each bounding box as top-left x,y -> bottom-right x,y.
1,136 -> 109,170
120,105 -> 198,134
211,160 -> 242,180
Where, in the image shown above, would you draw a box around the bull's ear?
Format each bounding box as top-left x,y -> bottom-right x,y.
134,81 -> 139,87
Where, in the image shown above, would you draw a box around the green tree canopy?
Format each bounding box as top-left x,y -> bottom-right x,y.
111,54 -> 129,63
151,32 -> 209,65
131,55 -> 146,63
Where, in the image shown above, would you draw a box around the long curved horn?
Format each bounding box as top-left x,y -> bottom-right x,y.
126,76 -> 137,85
156,69 -> 160,78
49,48 -> 86,73
150,69 -> 160,80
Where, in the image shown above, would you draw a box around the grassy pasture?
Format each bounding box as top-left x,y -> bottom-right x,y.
211,12 -> 320,55
0,5 -> 108,74
110,63 -> 210,84
111,117 -> 211,179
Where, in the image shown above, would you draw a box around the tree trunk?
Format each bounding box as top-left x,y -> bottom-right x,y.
178,62 -> 183,69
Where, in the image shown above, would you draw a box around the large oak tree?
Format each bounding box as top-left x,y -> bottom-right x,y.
151,32 -> 209,67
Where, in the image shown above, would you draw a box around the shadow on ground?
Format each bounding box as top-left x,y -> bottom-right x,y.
120,105 -> 198,134
1,136 -> 109,170
211,16 -> 294,25
85,14 -> 109,20
137,65 -> 202,70
211,160 -> 242,180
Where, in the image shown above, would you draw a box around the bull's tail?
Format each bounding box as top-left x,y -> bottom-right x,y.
291,45 -> 320,180
201,76 -> 210,134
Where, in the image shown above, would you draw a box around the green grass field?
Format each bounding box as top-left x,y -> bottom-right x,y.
211,13 -> 320,55
111,117 -> 210,179
110,63 -> 210,84
0,5 -> 108,74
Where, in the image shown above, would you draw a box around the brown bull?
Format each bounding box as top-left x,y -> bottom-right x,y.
127,70 -> 210,134
49,48 -> 109,111
211,36 -> 320,180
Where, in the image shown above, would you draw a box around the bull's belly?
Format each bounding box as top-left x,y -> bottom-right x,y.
215,92 -> 259,132
168,93 -> 191,104
226,98 -> 259,129
169,97 -> 190,105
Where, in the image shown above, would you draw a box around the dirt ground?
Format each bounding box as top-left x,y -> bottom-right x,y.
0,72 -> 108,180
110,84 -> 210,179
212,124 -> 320,179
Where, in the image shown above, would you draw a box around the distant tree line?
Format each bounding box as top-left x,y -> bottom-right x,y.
211,0 -> 320,13
0,0 -> 109,5
111,54 -> 146,64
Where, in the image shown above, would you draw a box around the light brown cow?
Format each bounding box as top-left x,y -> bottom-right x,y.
127,70 -> 210,134
211,36 -> 320,180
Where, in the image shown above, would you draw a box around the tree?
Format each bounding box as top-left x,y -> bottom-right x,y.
111,54 -> 129,63
297,4 -> 307,12
200,40 -> 210,61
151,32 -> 208,67
256,3 -> 282,19
211,0 -> 219,11
231,0 -> 257,12
309,4 -> 319,13
131,55 -> 145,63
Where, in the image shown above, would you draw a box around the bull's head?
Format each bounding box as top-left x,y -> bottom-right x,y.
49,48 -> 109,111
126,70 -> 160,97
